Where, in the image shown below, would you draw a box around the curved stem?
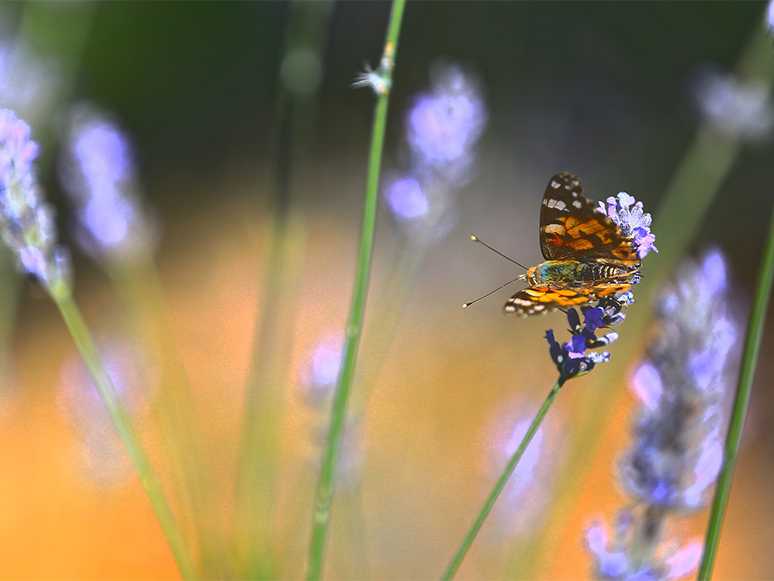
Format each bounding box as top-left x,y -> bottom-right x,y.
697,197 -> 774,579
441,377 -> 565,580
53,289 -> 197,580
305,1 -> 407,579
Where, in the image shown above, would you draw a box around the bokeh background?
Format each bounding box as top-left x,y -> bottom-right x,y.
1,1 -> 773,579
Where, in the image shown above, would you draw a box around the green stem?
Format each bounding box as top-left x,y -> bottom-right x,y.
524,16 -> 774,580
697,199 -> 774,579
52,288 -> 197,580
305,1 -> 406,578
441,378 -> 565,581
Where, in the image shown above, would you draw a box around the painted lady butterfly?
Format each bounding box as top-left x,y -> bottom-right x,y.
504,172 -> 641,317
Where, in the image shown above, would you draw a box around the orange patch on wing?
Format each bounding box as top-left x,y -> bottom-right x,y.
567,238 -> 594,250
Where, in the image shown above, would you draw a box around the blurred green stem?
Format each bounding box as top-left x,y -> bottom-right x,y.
108,255 -> 219,574
698,198 -> 774,578
305,1 -> 406,578
235,1 -> 333,576
51,284 -> 196,580
442,378 -> 564,580
526,16 -> 774,580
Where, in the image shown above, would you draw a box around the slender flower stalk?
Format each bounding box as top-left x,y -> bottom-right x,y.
530,14 -> 774,577
442,378 -> 564,581
306,1 -> 406,578
235,3 -> 334,576
0,109 -> 196,579
445,189 -> 656,579
443,300 -> 629,580
698,202 -> 774,578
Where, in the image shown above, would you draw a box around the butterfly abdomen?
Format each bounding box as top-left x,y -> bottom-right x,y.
527,260 -> 633,286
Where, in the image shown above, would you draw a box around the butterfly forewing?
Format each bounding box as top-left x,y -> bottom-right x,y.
539,172 -> 639,268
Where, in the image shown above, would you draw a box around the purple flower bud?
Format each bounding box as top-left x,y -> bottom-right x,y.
0,109 -> 70,291
566,334 -> 587,359
583,306 -> 606,332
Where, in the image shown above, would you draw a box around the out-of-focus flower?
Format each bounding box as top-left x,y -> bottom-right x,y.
768,0 -> 774,36
59,105 -> 158,263
0,109 -> 71,292
406,61 -> 487,183
58,339 -> 155,486
385,61 -> 488,239
0,39 -> 62,127
585,249 -> 741,579
299,332 -> 364,490
386,177 -> 429,222
692,64 -> 774,141
587,520 -> 702,581
482,400 -> 564,539
298,331 -> 343,406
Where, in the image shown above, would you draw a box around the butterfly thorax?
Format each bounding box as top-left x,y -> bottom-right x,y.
526,260 -> 635,287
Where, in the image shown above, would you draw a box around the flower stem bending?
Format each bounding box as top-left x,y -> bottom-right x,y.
52,287 -> 197,580
305,1 -> 406,579
441,378 -> 565,581
697,199 -> 774,579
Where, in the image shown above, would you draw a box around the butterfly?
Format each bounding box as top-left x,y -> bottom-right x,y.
504,172 -> 641,317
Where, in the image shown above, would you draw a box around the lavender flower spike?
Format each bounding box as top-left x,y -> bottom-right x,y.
599,192 -> 658,258
585,249 -> 740,579
59,105 -> 158,263
545,299 -> 623,381
0,109 -> 71,294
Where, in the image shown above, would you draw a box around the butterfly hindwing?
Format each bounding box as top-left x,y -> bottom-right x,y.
504,283 -> 632,317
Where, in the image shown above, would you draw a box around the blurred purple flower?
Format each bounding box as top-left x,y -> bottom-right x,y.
386,176 -> 429,221
691,64 -> 774,141
586,249 -> 740,579
407,62 -> 487,179
298,332 -> 343,406
586,522 -> 701,581
59,105 -> 158,262
385,61 -> 487,238
481,399 -> 565,540
59,338 -> 155,486
0,109 -> 70,291
298,332 -> 364,490
0,39 -> 62,127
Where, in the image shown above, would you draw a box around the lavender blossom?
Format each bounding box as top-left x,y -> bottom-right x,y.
58,339 -> 155,485
406,61 -> 487,183
545,299 -> 623,381
691,64 -> 774,141
299,333 -> 364,490
585,249 -> 740,579
385,61 -> 487,238
0,109 -> 71,293
598,193 -> 658,258
59,105 -> 158,262
483,401 -> 564,539
0,39 -> 62,127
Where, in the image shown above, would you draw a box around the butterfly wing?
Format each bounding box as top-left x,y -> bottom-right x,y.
504,282 -> 632,317
539,172 -> 640,268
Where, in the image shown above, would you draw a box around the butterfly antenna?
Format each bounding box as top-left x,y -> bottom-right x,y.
463,276 -> 522,308
470,235 -> 530,271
